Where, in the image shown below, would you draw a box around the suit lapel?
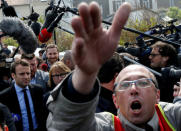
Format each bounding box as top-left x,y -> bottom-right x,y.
9,85 -> 23,125
11,85 -> 22,113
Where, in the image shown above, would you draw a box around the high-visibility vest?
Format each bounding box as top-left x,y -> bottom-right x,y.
114,104 -> 176,131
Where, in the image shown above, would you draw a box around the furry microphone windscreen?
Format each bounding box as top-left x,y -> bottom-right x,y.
0,17 -> 38,54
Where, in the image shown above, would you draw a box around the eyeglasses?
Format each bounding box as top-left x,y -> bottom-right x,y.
52,73 -> 68,78
149,53 -> 161,57
114,78 -> 154,91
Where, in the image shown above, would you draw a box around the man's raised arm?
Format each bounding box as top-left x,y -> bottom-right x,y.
71,2 -> 131,94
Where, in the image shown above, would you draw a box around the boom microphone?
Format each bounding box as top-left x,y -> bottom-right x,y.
0,17 -> 38,54
39,12 -> 64,43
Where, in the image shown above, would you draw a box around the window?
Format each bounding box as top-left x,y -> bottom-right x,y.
143,0 -> 149,8
112,0 -> 122,12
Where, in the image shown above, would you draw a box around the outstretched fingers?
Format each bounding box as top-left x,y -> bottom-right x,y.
109,2 -> 131,41
71,2 -> 101,39
89,2 -> 101,29
71,17 -> 87,39
78,2 -> 94,34
71,38 -> 85,66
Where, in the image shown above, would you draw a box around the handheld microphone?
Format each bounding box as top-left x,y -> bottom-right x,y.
38,28 -> 52,43
39,12 -> 64,43
0,17 -> 38,54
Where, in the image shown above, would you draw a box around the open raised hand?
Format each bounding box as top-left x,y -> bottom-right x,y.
71,2 -> 131,94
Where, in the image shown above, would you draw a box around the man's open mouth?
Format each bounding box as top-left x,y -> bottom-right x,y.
131,101 -> 142,111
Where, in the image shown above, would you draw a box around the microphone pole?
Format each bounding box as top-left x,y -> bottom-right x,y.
57,26 -> 74,35
102,20 -> 180,46
57,24 -> 162,77
123,56 -> 162,77
10,46 -> 19,58
53,30 -> 57,45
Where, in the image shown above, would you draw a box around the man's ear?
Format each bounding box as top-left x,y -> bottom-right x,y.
11,73 -> 15,79
112,94 -> 119,109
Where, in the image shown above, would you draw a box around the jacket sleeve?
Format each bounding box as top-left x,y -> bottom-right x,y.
46,73 -> 100,131
160,97 -> 181,131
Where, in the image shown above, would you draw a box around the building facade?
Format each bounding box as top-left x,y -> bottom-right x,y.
157,0 -> 181,9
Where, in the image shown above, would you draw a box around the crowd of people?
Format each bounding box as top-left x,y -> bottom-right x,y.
0,1 -> 181,131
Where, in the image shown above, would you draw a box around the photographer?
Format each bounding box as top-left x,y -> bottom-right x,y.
0,37 -> 11,91
1,44 -> 11,57
149,41 -> 178,102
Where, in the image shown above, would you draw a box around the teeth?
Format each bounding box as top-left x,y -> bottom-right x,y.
132,109 -> 140,112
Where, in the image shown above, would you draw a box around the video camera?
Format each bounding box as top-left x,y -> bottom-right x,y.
161,67 -> 181,80
0,53 -> 13,69
0,47 -> 13,80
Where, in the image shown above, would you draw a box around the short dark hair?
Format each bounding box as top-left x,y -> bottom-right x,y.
151,41 -> 177,65
21,53 -> 35,60
39,49 -> 45,54
46,44 -> 58,53
98,53 -> 123,83
10,59 -> 30,74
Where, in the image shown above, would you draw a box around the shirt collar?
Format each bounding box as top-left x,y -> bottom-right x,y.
14,83 -> 29,93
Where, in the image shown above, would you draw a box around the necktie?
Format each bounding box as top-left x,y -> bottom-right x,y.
23,89 -> 34,130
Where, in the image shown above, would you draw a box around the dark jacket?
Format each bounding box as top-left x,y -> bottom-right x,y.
155,67 -> 179,102
0,84 -> 47,131
96,86 -> 117,115
0,103 -> 16,131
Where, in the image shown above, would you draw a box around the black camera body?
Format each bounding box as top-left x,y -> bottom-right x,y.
0,48 -> 14,80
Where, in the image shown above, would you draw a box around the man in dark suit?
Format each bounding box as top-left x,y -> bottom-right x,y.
0,59 -> 47,131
